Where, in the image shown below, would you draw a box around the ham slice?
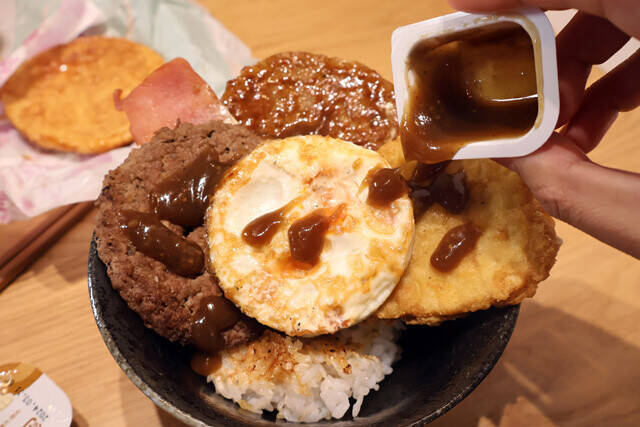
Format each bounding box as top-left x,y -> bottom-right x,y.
114,57 -> 235,145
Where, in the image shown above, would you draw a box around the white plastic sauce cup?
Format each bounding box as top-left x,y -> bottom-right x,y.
391,7 -> 559,160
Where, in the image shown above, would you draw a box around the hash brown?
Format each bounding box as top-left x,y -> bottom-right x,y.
376,139 -> 561,324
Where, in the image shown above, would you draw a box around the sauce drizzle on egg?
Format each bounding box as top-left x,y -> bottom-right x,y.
242,207 -> 286,247
287,205 -> 345,268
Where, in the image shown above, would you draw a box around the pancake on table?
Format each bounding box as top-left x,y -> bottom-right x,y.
95,51 -> 560,422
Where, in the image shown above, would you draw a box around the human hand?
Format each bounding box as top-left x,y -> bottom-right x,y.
449,0 -> 640,258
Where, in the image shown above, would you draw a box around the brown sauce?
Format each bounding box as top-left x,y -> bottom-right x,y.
401,22 -> 539,163
408,166 -> 468,219
431,222 -> 482,272
118,210 -> 204,277
408,186 -> 434,220
242,207 -> 286,247
367,168 -> 408,207
288,210 -> 333,267
409,161 -> 451,186
190,295 -> 242,355
190,353 -> 221,376
150,148 -> 228,228
430,170 -> 468,214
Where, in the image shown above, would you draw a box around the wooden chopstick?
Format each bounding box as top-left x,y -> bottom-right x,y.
0,202 -> 94,292
0,205 -> 73,268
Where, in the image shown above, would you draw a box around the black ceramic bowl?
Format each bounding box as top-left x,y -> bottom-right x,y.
88,237 -> 519,426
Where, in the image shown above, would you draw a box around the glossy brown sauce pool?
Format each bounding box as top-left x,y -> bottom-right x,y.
402,22 -> 539,163
408,165 -> 468,219
150,148 -> 228,228
367,168 -> 408,207
431,222 -> 482,272
118,210 -> 204,277
288,210 -> 333,267
190,295 -> 242,355
242,207 -> 286,247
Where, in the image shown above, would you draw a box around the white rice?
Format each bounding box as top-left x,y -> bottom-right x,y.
207,318 -> 402,422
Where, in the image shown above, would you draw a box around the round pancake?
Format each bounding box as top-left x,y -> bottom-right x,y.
208,135 -> 414,336
375,139 -> 560,324
222,52 -> 398,150
0,36 -> 163,153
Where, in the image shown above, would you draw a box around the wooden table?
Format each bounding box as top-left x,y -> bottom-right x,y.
1,1 -> 639,425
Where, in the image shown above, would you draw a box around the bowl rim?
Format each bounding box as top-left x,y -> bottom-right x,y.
88,241 -> 207,427
88,235 -> 519,426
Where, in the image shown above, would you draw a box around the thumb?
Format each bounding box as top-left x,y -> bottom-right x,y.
495,133 -> 640,258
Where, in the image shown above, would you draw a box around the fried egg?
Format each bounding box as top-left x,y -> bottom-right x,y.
207,135 -> 414,336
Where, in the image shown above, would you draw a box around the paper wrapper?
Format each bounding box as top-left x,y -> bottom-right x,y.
0,0 -> 253,223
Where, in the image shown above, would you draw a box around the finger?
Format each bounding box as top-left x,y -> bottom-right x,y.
556,13 -> 629,63
449,0 -> 640,39
563,49 -> 640,152
555,12 -> 629,126
496,133 -> 640,258
496,133 -> 588,221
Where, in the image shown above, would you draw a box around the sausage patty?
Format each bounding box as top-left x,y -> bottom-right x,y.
95,121 -> 263,346
222,51 -> 398,150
